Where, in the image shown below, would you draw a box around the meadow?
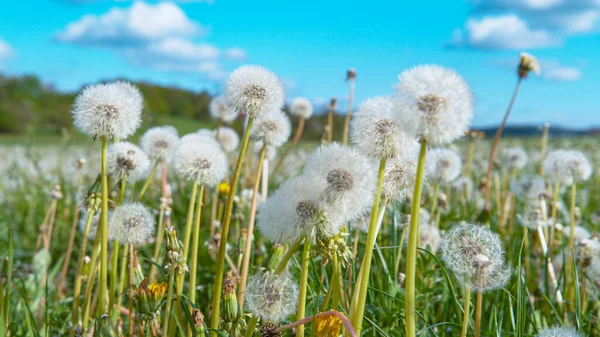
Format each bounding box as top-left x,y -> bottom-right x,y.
1,56 -> 599,337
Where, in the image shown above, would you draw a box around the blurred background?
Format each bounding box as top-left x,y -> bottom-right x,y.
0,0 -> 598,143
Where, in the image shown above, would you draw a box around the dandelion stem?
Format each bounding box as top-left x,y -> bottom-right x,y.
114,243 -> 128,323
296,238 -> 311,337
162,268 -> 176,336
189,185 -> 205,306
405,140 -> 428,337
430,183 -> 440,216
474,277 -> 482,337
539,124 -> 549,176
327,99 -> 335,143
566,183 -> 577,305
70,210 -> 95,332
108,243 -> 119,321
137,159 -> 159,201
482,78 -> 523,214
342,77 -> 355,145
466,137 -> 475,178
245,315 -> 259,337
461,280 -> 471,337
239,144 -> 267,307
349,157 -> 387,335
150,204 -> 166,283
98,137 -> 110,316
128,245 -> 135,336
275,237 -> 304,275
331,252 -> 341,311
209,116 -> 255,336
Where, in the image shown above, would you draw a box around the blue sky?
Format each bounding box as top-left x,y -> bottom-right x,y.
0,0 -> 598,128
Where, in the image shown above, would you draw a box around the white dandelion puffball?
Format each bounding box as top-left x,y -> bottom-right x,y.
510,175 -> 546,202
72,81 -> 143,140
404,222 -> 441,253
209,95 -> 238,123
441,223 -> 509,291
257,176 -> 329,243
225,65 -> 285,117
112,203 -> 155,246
517,206 -> 548,230
140,126 -> 179,161
290,97 -> 314,119
172,136 -> 228,187
214,127 -> 240,152
303,143 -> 377,221
253,141 -> 277,161
245,269 -> 299,324
250,110 -> 292,147
394,65 -> 474,145
426,148 -> 462,183
502,147 -> 528,170
535,326 -> 582,337
79,211 -> 115,241
351,96 -> 418,159
106,142 -> 150,183
382,153 -> 418,202
519,52 -> 541,77
544,150 -> 592,186
182,132 -> 221,150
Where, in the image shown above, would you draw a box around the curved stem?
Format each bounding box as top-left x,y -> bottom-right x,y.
349,158 -> 387,334
483,78 -> 523,211
274,238 -> 303,275
70,210 -> 96,331
238,144 -> 267,307
296,239 -> 311,337
137,160 -> 159,201
405,141 -> 428,337
209,116 -> 255,336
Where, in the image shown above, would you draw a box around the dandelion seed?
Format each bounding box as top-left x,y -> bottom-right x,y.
72,81 -> 143,141
393,65 -> 474,145
140,126 -> 179,162
290,97 -> 314,119
543,150 -> 593,186
250,110 -> 292,147
210,95 -> 238,123
112,203 -> 155,246
518,52 -> 541,78
245,269 -> 299,324
535,326 -> 582,337
381,154 -> 418,202
226,65 -> 284,117
502,147 -> 528,170
510,175 -> 546,202
214,126 -> 240,152
426,148 -> 462,183
106,142 -> 150,183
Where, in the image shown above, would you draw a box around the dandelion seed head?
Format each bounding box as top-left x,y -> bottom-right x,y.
511,175 -> 546,202
209,95 -> 238,123
535,326 -> 582,337
250,110 -> 291,147
290,97 -> 314,119
303,143 -> 376,221
172,137 -> 228,187
106,142 -> 150,183
140,126 -> 179,162
112,203 -> 155,246
245,269 -> 299,324
426,148 -> 461,183
253,141 -> 278,161
441,223 -> 509,291
72,81 -> 143,141
214,126 -> 240,152
394,65 -> 474,145
517,206 -> 549,229
502,147 -> 528,170
544,150 -> 592,186
351,96 -> 417,159
519,52 -> 541,77
382,153 -> 418,202
225,65 -> 284,117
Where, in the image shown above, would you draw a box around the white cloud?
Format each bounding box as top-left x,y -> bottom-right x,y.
224,47 -> 247,60
542,62 -> 583,81
454,15 -> 560,49
56,2 -> 202,45
142,38 -> 220,61
0,38 -> 15,59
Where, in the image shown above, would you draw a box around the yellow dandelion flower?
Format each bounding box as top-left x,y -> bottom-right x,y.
218,181 -> 231,195
315,314 -> 342,337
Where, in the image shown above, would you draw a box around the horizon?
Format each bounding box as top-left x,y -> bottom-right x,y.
1,0 -> 599,128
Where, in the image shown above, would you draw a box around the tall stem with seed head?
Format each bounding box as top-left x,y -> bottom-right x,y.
296,238 -> 311,337
327,98 -> 336,144
342,73 -> 355,145
70,211 -> 96,332
405,140 -> 428,337
209,116 -> 255,336
98,138 -> 109,316
461,278 -> 472,337
189,185 -> 205,305
482,78 -> 523,215
349,158 -> 387,334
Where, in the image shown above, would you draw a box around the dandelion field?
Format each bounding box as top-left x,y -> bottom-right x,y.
1,58 -> 599,337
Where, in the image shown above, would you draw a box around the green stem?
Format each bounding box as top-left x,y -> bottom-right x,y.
162,270 -> 176,336
137,160 -> 159,201
566,183 -> 577,304
113,243 -> 129,323
296,239 -> 311,337
331,252 -> 341,311
176,183 -> 198,294
70,210 -> 95,331
405,140 -> 427,337
108,243 -> 119,320
82,232 -> 101,328
430,183 -> 440,216
128,245 -> 135,336
98,138 -> 109,316
189,185 -> 205,305
461,280 -> 472,337
349,157 -> 387,335
274,238 -> 304,275
245,315 -> 259,337
466,137 -> 475,177
209,116 -> 255,336
150,207 -> 166,282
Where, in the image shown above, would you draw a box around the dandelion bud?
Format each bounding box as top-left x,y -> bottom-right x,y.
315,231 -> 353,267
222,272 -> 241,322
535,326 -> 582,337
265,244 -> 284,271
465,129 -> 485,139
72,81 -> 143,141
260,322 -> 281,337
132,252 -> 145,286
93,314 -> 115,337
134,278 -> 167,322
82,256 -> 91,279
398,272 -> 406,286
518,52 -> 541,79
394,65 -> 474,145
226,65 -> 284,118
51,185 -> 63,200
164,226 -> 186,273
76,157 -> 87,170
191,309 -> 205,331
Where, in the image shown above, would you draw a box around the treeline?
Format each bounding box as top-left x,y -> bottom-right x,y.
0,73 -> 341,141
